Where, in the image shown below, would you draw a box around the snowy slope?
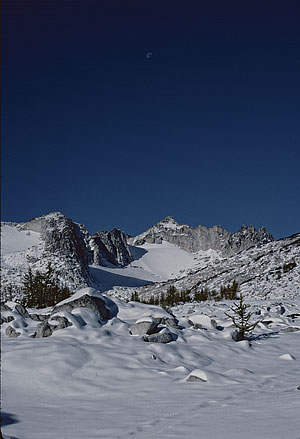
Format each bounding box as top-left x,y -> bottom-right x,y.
117,233 -> 300,302
1,215 -> 219,299
89,241 -> 219,292
1,224 -> 41,255
1,215 -> 299,439
2,291 -> 300,439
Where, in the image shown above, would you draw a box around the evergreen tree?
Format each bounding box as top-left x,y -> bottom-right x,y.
130,291 -> 140,302
225,294 -> 259,340
21,264 -> 70,308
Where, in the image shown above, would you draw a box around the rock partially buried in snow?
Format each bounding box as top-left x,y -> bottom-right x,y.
281,326 -> 300,333
1,303 -> 12,312
187,314 -> 217,329
129,320 -> 159,336
231,330 -> 245,342
279,353 -> 295,360
15,304 -> 30,319
52,292 -> 111,322
2,434 -> 19,439
143,328 -> 174,344
187,375 -> 207,382
30,313 -> 50,322
0,315 -> 14,325
5,325 -> 21,338
152,316 -> 179,328
186,369 -> 207,382
34,320 -> 53,338
49,315 -> 73,330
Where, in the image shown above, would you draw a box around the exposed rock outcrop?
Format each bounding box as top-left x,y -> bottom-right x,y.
130,233 -> 300,302
130,216 -> 273,256
92,228 -> 132,267
2,212 -> 133,299
25,212 -> 92,268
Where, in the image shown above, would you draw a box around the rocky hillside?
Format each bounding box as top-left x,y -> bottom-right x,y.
1,212 -> 134,299
130,216 -> 273,256
118,232 -> 300,301
1,212 -> 298,303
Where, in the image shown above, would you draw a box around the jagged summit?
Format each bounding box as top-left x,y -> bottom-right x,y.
130,216 -> 274,255
4,211 -> 296,305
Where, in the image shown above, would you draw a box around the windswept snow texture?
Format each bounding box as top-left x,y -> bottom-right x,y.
90,241 -> 215,291
2,296 -> 300,439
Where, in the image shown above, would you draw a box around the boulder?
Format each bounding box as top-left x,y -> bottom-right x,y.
261,320 -> 273,326
152,316 -> 179,328
143,328 -> 174,344
231,330 -> 245,342
187,314 -> 217,329
287,313 -> 300,319
1,316 -> 15,325
193,323 -> 203,330
5,326 -> 21,338
281,327 -> 300,333
186,375 -> 207,382
15,304 -> 30,319
30,313 -> 50,322
50,316 -> 73,330
52,294 -> 110,322
1,303 -> 12,312
34,321 -> 53,338
129,321 -> 159,336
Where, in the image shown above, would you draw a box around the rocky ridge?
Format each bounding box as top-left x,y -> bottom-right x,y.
1,213 -> 298,303
1,212 -> 134,299
130,216 -> 273,255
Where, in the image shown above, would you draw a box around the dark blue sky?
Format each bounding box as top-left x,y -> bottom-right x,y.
2,0 -> 299,239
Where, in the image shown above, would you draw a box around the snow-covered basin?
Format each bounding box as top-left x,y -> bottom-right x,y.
89,241 -> 218,292
2,296 -> 300,439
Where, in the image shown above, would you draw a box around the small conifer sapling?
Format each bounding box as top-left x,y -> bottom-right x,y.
225,294 -> 258,341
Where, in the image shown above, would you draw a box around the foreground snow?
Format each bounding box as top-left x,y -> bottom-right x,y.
2,294 -> 300,439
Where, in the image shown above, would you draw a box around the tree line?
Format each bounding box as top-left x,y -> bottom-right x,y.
130,280 -> 239,308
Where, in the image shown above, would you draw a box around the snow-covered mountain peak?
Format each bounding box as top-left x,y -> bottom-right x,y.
1,212 -> 297,305
130,216 -> 274,255
156,215 -> 181,228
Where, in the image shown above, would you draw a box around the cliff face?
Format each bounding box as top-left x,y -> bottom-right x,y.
130,216 -> 273,255
25,213 -> 92,267
92,228 -> 133,267
24,213 -> 133,268
1,212 -> 133,299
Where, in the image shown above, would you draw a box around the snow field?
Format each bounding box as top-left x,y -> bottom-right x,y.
2,295 -> 300,439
